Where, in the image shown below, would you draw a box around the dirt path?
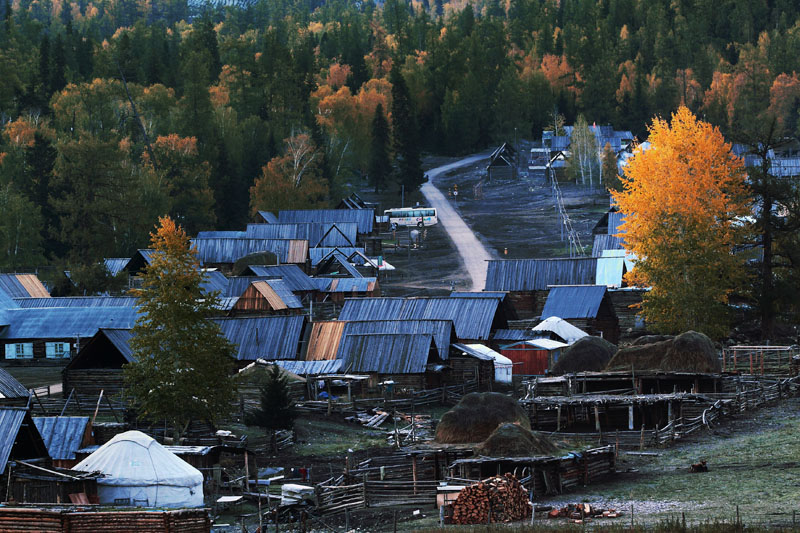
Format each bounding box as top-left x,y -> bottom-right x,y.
421,154 -> 493,290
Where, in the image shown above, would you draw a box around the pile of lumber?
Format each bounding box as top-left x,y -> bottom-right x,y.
546,503 -> 622,523
450,474 -> 531,524
345,409 -> 390,428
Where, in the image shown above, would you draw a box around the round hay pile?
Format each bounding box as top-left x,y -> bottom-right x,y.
631,334 -> 674,346
607,331 -> 720,373
435,392 -> 529,444
551,336 -> 617,375
476,423 -> 559,457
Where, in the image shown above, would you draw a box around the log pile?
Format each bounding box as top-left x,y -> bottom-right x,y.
450,474 -> 531,524
546,503 -> 622,523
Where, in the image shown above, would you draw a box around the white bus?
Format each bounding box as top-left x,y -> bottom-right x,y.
384,207 -> 438,229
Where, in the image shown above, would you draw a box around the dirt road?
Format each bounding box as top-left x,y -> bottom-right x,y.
421,154 -> 493,291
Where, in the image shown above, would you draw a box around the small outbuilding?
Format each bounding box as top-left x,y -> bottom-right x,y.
500,339 -> 568,375
453,343 -> 513,384
72,430 -> 204,508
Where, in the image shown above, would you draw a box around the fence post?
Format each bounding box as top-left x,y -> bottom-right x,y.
363,474 -> 368,508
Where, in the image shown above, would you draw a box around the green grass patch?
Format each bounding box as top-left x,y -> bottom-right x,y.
3,365 -> 63,388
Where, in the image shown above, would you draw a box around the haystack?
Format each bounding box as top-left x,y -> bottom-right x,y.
607,331 -> 720,373
435,392 -> 530,444
551,336 -> 617,375
476,423 -> 559,457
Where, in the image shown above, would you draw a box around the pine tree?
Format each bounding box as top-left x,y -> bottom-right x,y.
246,364 -> 297,453
368,103 -> 391,193
600,142 -> 621,192
124,216 -> 237,439
390,67 -> 425,192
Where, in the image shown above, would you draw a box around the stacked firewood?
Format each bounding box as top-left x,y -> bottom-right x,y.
450,474 -> 531,524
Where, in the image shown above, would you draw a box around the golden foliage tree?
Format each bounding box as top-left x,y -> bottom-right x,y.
613,107 -> 751,339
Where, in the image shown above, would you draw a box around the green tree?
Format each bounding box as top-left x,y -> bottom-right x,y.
124,216 -> 237,439
390,67 -> 425,192
246,364 -> 297,453
0,184 -> 45,268
600,142 -> 621,192
368,103 -> 391,193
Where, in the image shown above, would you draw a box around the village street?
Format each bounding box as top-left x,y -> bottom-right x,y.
421,153 -> 494,291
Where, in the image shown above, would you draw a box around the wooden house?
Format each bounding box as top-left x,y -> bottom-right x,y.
230,280 -> 304,315
62,328 -> 134,397
0,367 -> 31,407
32,417 -> 94,468
190,237 -> 309,271
485,258 -> 598,319
338,333 -> 441,389
277,208 -> 375,236
499,339 -> 568,375
312,277 -> 380,303
540,285 -> 619,344
486,142 -> 517,181
0,407 -> 50,477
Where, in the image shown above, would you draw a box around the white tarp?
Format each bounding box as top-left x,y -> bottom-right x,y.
457,343 -> 514,384
73,430 -> 203,508
531,316 -> 589,344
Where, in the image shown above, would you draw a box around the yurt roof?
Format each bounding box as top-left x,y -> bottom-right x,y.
72,430 -> 202,487
531,316 -> 588,344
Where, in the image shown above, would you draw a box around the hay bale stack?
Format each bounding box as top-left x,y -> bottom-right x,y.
631,334 -> 674,346
607,331 -> 720,373
551,336 -> 617,375
435,393 -> 530,444
476,423 -> 559,457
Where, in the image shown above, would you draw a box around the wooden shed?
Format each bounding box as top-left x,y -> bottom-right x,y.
230,280 -> 304,315
62,328 -> 133,398
540,285 -> 619,344
500,339 -> 568,375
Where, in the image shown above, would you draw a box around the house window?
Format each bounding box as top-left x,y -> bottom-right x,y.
46,342 -> 70,359
5,343 -> 33,359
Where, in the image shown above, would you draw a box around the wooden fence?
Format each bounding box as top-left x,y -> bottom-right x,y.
0,507 -> 210,532
722,345 -> 799,375
28,388 -> 126,421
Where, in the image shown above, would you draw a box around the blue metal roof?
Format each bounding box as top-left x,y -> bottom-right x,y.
0,367 -> 29,399
12,297 -> 138,308
341,319 -> 453,360
592,234 -> 624,256
0,408 -> 32,473
191,238 -> 307,264
274,359 -> 343,375
101,328 -> 135,362
485,258 -> 598,291
310,248 -> 366,269
212,316 -> 305,361
278,209 -> 374,234
0,274 -> 47,298
244,265 -> 317,292
1,307 -> 137,340
245,223 -> 357,247
541,285 -> 608,319
200,271 -> 229,295
492,329 -> 531,341
196,231 -> 246,239
608,212 -> 626,236
324,277 -> 377,293
257,211 -> 278,223
225,276 -> 278,297
104,258 -> 130,276
263,279 -> 303,309
338,297 -> 503,340
33,416 -> 90,460
339,333 -> 434,374
450,292 -> 506,299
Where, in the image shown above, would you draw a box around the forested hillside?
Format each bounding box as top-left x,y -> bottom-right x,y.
0,0 -> 799,272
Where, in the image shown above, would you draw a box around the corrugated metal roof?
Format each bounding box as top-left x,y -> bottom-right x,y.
225,276 -> 280,297
33,416 -> 90,460
191,238 -> 308,264
278,209 -> 374,234
257,211 -> 278,223
596,256 -> 627,287
0,408 -> 28,473
592,234 -> 624,256
608,212 -> 626,236
310,248 -> 367,269
450,292 -> 506,299
0,367 -> 29,399
485,258 -> 598,291
452,343 -> 511,363
492,329 -> 531,341
306,321 -> 347,361
250,280 -> 303,310
274,359 -> 344,375
212,316 -> 305,361
101,328 -> 135,362
327,278 -> 377,293
196,231 -> 246,239
338,297 -> 503,340
245,265 -> 317,292
13,297 -> 138,308
200,271 -> 229,295
245,223 -> 357,247
531,316 -> 588,344
0,274 -> 49,298
1,307 -> 137,339
342,319 -> 453,360
339,333 -> 434,374
311,278 -> 333,291
104,258 -> 130,276
541,285 -> 608,319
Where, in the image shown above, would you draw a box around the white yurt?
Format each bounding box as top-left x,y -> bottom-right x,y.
72,430 -> 203,508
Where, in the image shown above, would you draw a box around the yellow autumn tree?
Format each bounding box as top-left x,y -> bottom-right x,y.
613,106 -> 751,339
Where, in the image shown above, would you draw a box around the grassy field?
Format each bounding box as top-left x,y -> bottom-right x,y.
2,364 -> 63,389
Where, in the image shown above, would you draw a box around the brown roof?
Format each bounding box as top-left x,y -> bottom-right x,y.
15,274 -> 50,298
287,240 -> 309,264
252,281 -> 288,310
306,321 -> 346,361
